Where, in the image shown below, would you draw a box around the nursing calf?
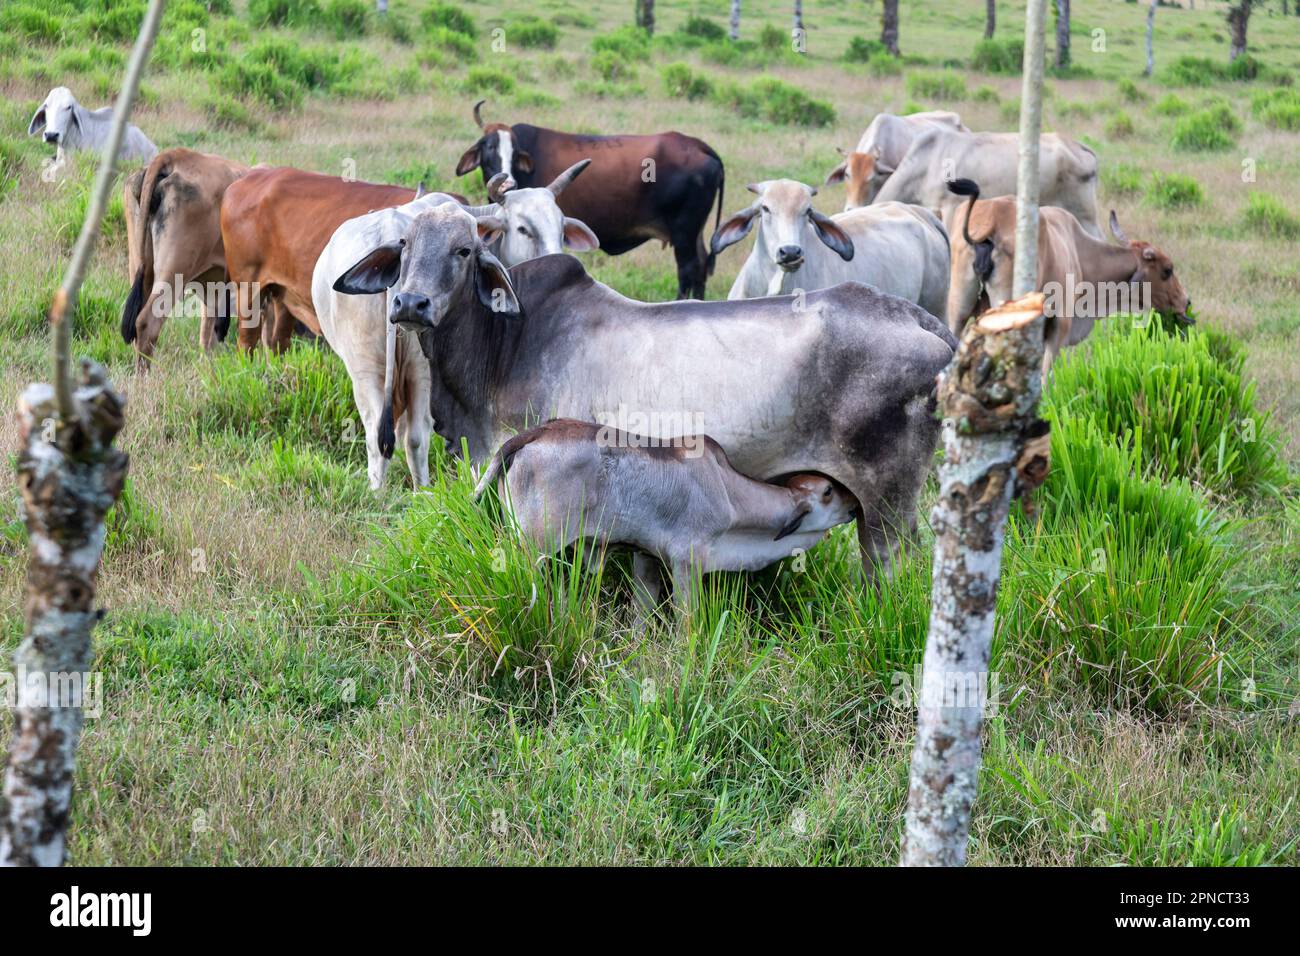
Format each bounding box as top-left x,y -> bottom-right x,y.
473,419 -> 856,615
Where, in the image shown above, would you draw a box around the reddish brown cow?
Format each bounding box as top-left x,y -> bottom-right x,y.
946,179 -> 1191,373
454,100 -> 725,298
121,148 -> 249,370
220,168 -> 464,352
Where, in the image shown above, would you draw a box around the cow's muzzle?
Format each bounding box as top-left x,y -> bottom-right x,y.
44,131 -> 59,144
775,245 -> 804,273
390,292 -> 434,329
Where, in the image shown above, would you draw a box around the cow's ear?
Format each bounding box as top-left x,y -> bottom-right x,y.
825,162 -> 848,185
1141,246 -> 1157,261
562,217 -> 599,252
710,206 -> 759,255
514,150 -> 534,174
476,215 -> 506,245
810,210 -> 855,261
28,105 -> 46,135
774,502 -> 812,541
476,250 -> 520,316
874,158 -> 896,177
333,240 -> 404,295
455,140 -> 483,176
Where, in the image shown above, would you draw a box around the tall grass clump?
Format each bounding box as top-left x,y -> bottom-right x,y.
591,25 -> 651,62
866,52 -> 903,77
1170,105 -> 1240,152
325,462 -> 611,674
248,0 -> 320,28
1251,88 -> 1300,130
680,16 -> 726,42
321,0 -> 368,39
1145,171 -> 1204,209
419,1 -> 477,38
661,62 -> 712,101
1163,55 -> 1224,87
1101,162 -> 1144,197
1242,191 -> 1300,239
1044,319 -> 1286,498
511,17 -> 558,49
713,78 -> 835,127
907,71 -> 966,102
418,26 -> 478,65
970,37 -> 1023,75
1117,78 -> 1146,103
1002,415 -> 1243,712
844,36 -> 886,64
1105,111 -> 1135,139
1152,93 -> 1189,117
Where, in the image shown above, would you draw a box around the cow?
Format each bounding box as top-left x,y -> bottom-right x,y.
710,179 -> 950,321
119,148 -> 250,369
220,168 -> 468,354
29,86 -> 157,178
825,111 -> 968,210
472,419 -> 856,617
454,100 -> 725,299
946,179 -> 1191,373
871,126 -> 1101,238
312,162 -> 598,489
328,203 -> 957,574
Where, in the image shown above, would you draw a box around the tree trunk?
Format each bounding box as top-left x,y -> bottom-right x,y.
0,0 -> 159,868
636,0 -> 655,35
1145,0 -> 1157,77
985,0 -> 996,39
1227,2 -> 1251,62
882,0 -> 900,55
1055,0 -> 1070,70
793,0 -> 803,35
730,0 -> 741,41
901,0 -> 1050,869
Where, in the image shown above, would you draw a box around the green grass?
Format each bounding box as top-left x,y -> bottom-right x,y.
1146,170 -> 1205,209
1242,191 -> 1300,240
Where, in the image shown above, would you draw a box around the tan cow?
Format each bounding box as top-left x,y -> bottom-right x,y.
824,111 -> 968,210
946,179 -> 1191,373
121,148 -> 249,370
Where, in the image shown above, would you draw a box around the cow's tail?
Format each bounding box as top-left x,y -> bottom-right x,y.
122,153 -> 169,344
378,316 -> 397,460
706,147 -> 725,277
947,178 -> 995,287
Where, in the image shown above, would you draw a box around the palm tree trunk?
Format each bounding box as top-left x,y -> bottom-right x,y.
1055,0 -> 1070,70
730,0 -> 741,41
882,0 -> 899,56
793,0 -> 803,34
1145,0 -> 1157,77
985,0 -> 996,39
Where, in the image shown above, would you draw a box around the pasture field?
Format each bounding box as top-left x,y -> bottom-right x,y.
1,0 -> 1299,865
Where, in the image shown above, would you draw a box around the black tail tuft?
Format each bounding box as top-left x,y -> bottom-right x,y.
947,177 -> 980,198
378,401 -> 395,459
213,286 -> 231,343
121,270 -> 144,343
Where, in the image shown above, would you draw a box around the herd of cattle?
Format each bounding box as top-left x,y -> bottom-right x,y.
28,84 -> 1195,610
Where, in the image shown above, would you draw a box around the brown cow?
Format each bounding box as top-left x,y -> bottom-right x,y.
946,179 -> 1191,373
121,148 -> 249,370
220,168 -> 465,353
454,100 -> 725,299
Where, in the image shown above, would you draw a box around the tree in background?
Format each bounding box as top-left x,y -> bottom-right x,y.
882,0 -> 899,55
1055,0 -> 1070,70
1226,1 -> 1255,62
985,0 -> 996,39
636,0 -> 655,36
730,0 -> 741,41
793,0 -> 803,36
1145,0 -> 1158,77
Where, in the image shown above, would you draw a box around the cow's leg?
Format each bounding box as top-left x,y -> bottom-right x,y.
672,233 -> 708,300
403,377 -> 433,489
669,559 -> 695,620
350,372 -> 391,491
268,300 -> 297,353
131,280 -> 173,372
197,272 -> 232,352
235,282 -> 264,354
630,551 -> 664,630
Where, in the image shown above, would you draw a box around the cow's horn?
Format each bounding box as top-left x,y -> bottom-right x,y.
473,99 -> 487,130
414,181 -> 427,199
1109,210 -> 1130,244
486,172 -> 512,203
547,159 -> 592,197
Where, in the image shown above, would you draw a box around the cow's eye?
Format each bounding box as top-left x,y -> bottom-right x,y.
760,205 -> 769,214
1163,268 -> 1173,280
517,226 -> 528,236
822,487 -> 833,502
455,247 -> 471,258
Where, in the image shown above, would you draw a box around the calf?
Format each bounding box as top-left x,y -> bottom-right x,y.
825,110 -> 968,210
455,100 -> 725,299
946,179 -> 1191,373
473,419 -> 856,615
29,86 -> 157,178
711,179 -> 950,321
312,162 -> 598,488
120,148 -> 249,369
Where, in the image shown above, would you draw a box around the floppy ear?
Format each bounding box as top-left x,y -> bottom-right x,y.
28,104 -> 47,136
455,140 -> 483,176
333,240 -> 404,295
475,215 -> 505,245
710,205 -> 759,255
514,150 -> 534,174
562,217 -> 599,251
475,249 -> 520,315
774,502 -> 812,541
825,161 -> 848,185
810,210 -> 855,261
874,158 -> 896,177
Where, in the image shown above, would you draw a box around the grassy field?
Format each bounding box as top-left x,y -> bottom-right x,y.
1,0 -> 1298,865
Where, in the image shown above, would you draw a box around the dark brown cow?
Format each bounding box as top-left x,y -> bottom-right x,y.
121,148 -> 249,370
454,100 -> 725,299
220,167 -> 464,353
